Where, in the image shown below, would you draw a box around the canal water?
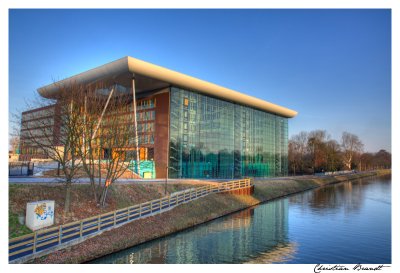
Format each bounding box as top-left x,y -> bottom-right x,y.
91,175 -> 391,264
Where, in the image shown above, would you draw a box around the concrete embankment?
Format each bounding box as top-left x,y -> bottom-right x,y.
30,170 -> 390,264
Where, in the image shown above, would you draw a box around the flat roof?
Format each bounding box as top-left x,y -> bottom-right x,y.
37,56 -> 297,118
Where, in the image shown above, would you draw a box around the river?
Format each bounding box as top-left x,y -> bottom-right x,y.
90,175 -> 391,264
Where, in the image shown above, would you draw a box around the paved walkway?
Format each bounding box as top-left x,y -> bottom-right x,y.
8,177 -> 225,184
9,173 -> 338,184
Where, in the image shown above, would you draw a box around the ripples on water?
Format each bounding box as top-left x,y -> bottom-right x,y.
90,175 -> 391,264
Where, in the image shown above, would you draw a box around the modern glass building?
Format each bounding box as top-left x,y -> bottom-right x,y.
169,88 -> 288,178
20,56 -> 297,179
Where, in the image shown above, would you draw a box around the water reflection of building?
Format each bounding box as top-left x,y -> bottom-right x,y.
208,209 -> 254,233
102,240 -> 168,264
245,242 -> 297,264
93,198 -> 289,264
167,199 -> 289,263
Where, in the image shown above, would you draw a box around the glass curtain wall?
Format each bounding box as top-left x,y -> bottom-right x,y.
169,87 -> 288,179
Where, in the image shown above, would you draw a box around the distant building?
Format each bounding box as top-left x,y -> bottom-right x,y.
20,56 -> 297,178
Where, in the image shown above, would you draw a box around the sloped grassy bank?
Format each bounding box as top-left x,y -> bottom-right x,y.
9,182 -> 201,239
30,170 -> 390,264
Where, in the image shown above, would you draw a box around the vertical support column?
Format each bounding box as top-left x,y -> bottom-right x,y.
91,87 -> 114,141
132,76 -> 140,176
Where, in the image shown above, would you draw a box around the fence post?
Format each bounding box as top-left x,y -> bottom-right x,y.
128,207 -> 131,221
168,195 -> 171,208
33,232 -> 37,253
80,221 -> 83,237
150,201 -> 153,213
139,203 -> 142,217
59,226 -> 62,244
159,199 -> 162,212
113,211 -> 116,226
98,215 -> 101,231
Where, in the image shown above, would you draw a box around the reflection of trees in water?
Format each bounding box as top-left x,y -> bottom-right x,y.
289,176 -> 391,214
92,199 -> 290,264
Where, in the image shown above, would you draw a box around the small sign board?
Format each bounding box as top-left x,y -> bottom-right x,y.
143,172 -> 152,179
26,200 -> 55,231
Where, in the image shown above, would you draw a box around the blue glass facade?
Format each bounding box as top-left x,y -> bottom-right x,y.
169,87 -> 288,179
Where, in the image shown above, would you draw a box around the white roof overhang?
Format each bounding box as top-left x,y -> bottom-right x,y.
37,56 -> 297,118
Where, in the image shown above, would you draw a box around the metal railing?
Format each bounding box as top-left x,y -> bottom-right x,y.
9,179 -> 251,262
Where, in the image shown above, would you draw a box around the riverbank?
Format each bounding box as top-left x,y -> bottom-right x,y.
28,170 -> 390,264
9,181 -> 210,239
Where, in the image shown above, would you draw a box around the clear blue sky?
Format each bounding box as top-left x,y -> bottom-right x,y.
9,9 -> 391,152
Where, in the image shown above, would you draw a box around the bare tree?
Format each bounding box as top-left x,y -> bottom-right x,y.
288,140 -> 298,175
289,132 -> 307,175
325,139 -> 342,171
372,150 -> 391,169
360,152 -> 374,171
9,135 -> 20,154
308,130 -> 329,173
17,81 -> 140,210
292,131 -> 308,173
75,84 -> 138,207
288,129 -> 387,174
18,83 -> 85,214
341,131 -> 363,170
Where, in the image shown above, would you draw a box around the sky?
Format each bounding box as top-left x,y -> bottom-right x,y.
8,9 -> 391,153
